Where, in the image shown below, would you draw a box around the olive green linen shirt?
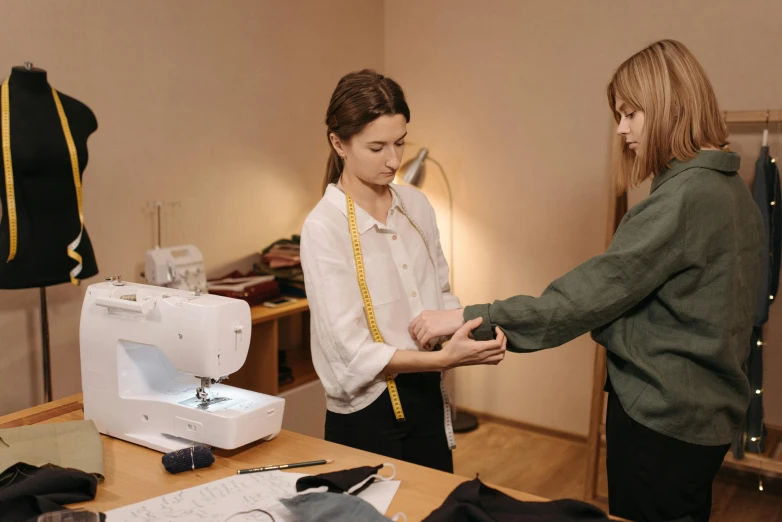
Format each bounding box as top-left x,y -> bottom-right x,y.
465,151 -> 764,445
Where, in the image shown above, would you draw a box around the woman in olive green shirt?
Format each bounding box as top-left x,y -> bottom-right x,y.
409,39 -> 764,522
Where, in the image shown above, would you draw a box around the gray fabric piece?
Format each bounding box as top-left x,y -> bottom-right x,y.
281,492 -> 391,521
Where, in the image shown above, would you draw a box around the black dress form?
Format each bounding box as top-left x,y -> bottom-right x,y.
0,66 -> 99,288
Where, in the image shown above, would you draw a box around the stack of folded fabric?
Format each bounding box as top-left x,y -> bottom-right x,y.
262,241 -> 301,268
255,236 -> 306,298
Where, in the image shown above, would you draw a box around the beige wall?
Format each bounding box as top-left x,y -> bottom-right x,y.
0,0 -> 384,415
384,0 -> 782,436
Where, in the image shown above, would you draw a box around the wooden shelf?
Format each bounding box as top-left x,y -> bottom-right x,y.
251,298 -> 309,324
278,307 -> 317,393
723,425 -> 782,478
724,109 -> 782,124
279,347 -> 319,394
724,452 -> 782,478
228,297 -> 312,397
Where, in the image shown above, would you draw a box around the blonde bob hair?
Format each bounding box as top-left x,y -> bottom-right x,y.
607,39 -> 729,194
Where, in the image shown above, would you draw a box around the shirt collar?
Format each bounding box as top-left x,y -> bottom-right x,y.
324,182 -> 402,234
651,150 -> 740,193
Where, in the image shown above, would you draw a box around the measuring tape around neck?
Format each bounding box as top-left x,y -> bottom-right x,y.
1,78 -> 85,285
346,194 -> 406,422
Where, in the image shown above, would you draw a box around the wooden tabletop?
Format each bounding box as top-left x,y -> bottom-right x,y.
0,394 -> 550,521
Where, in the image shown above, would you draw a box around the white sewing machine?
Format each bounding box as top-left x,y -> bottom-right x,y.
79,279 -> 285,454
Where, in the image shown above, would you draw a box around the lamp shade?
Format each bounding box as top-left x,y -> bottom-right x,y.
400,148 -> 429,186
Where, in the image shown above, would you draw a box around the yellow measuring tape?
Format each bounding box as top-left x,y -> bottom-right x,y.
1,80 -> 17,262
1,78 -> 85,285
346,194 -> 406,422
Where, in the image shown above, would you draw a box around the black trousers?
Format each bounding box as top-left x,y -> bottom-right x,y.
325,372 -> 453,473
606,385 -> 731,522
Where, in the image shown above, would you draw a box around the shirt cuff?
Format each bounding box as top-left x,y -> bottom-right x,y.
463,304 -> 494,341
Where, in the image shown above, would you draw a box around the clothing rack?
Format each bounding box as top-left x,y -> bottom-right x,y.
723,110 -> 782,124
583,109 -> 782,502
721,108 -> 782,484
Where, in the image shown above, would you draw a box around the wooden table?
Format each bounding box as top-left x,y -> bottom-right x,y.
0,394 -> 549,521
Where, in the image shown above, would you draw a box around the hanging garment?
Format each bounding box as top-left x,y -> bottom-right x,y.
744,327 -> 767,453
752,145 -> 782,326
740,145 -> 781,455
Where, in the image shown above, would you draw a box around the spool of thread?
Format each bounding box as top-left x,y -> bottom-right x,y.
161,445 -> 214,474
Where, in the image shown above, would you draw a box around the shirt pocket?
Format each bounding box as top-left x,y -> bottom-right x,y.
362,252 -> 400,306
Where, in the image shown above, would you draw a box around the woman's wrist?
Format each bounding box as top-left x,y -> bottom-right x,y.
433,349 -> 452,372
385,347 -> 451,374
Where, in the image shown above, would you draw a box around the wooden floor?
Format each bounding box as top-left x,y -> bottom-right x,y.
453,420 -> 782,521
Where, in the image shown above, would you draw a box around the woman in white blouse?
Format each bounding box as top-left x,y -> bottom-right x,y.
300,70 -> 507,473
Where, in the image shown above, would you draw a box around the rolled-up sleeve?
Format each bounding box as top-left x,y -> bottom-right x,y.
300,220 -> 397,396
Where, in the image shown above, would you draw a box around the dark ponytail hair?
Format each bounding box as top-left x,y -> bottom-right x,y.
323,69 -> 410,193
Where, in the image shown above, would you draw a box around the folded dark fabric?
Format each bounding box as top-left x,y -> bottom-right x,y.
422,478 -> 610,522
295,464 -> 384,495
0,463 -> 104,522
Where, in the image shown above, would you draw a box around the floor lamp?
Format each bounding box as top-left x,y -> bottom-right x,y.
399,148 -> 479,433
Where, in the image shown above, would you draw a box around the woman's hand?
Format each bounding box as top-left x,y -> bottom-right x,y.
439,318 -> 507,369
409,308 -> 466,348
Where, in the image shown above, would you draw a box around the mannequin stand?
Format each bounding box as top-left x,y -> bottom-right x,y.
40,287 -> 52,403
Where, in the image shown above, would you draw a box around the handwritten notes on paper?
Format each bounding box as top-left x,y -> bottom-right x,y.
106,471 -> 300,521
105,470 -> 400,522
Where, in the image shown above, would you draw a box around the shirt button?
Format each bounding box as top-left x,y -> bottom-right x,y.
412,291 -> 417,297
392,235 -> 397,240
389,209 -> 395,215
402,264 -> 408,269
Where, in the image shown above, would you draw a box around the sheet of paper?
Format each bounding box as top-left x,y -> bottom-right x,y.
356,479 -> 401,514
105,470 -> 400,522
